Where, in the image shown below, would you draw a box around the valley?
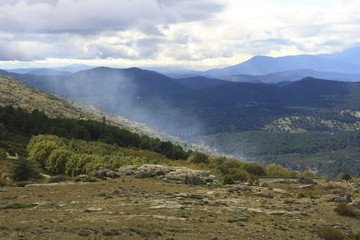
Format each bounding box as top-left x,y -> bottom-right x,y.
2,65 -> 360,177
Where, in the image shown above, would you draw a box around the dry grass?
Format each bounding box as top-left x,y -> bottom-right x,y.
0,175 -> 359,240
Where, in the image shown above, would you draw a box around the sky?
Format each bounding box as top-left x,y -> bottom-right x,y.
0,0 -> 359,70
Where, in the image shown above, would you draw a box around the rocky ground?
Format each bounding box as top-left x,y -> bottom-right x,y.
1,165 -> 360,240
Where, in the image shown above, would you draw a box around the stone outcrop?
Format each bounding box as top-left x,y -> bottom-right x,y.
118,164 -> 222,186
349,201 -> 360,209
94,167 -> 119,179
322,194 -> 352,203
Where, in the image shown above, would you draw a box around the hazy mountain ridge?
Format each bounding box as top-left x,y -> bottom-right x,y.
204,54 -> 360,77
0,73 -> 187,145
222,69 -> 360,84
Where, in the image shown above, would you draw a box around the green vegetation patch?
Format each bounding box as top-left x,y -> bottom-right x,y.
3,203 -> 37,209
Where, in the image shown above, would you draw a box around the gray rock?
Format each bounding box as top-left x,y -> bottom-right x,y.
349,201 -> 360,209
118,164 -> 221,186
253,192 -> 274,198
46,175 -> 66,183
224,184 -> 250,192
227,216 -> 250,223
85,207 -> 103,212
36,200 -> 55,207
297,178 -> 317,184
94,168 -> 118,179
77,174 -> 89,179
297,184 -> 314,189
322,194 -> 352,203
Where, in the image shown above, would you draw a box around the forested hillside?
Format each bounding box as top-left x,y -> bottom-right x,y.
3,70 -> 360,178
0,106 -> 188,160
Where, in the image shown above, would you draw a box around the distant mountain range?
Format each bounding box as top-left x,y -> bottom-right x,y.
221,69 -> 360,85
162,46 -> 360,83
203,54 -> 360,77
4,64 -> 92,75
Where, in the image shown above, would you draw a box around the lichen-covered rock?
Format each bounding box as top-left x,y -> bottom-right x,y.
297,178 -> 317,184
349,201 -> 360,209
94,168 -> 118,179
117,164 -> 221,186
322,194 -> 352,203
46,175 -> 66,183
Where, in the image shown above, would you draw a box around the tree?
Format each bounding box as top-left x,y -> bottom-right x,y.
46,148 -> 73,174
11,158 -> 40,181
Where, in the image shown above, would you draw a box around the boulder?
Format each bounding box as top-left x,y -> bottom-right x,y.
322,194 -> 352,203
349,201 -> 360,210
118,164 -> 221,186
297,178 -> 317,184
297,184 -> 315,189
164,168 -> 220,185
46,175 -> 66,183
94,168 -> 118,179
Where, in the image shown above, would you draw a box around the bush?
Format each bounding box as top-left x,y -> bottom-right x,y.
15,182 -> 28,187
231,169 -> 251,182
222,175 -> 235,185
338,172 -> 352,181
11,158 -> 40,181
4,203 -> 37,209
348,232 -> 360,240
241,163 -> 266,176
317,226 -> 345,240
0,177 -> 6,186
297,192 -> 306,198
266,164 -> 291,177
301,170 -> 316,178
188,151 -> 209,164
334,203 -> 360,217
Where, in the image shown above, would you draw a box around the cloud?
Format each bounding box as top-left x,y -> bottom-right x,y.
0,0 -> 180,35
0,0 -> 359,67
157,0 -> 225,21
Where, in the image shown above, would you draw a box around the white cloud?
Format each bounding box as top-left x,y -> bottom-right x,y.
0,0 -> 359,69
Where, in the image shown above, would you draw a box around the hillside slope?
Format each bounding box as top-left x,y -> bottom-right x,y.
0,74 -> 186,144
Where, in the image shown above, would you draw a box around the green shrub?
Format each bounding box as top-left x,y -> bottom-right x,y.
266,164 -> 291,177
5,203 -> 37,209
231,169 -> 251,182
348,232 -> 360,240
15,182 -> 28,187
338,172 -> 352,181
0,177 -> 6,186
297,192 -> 306,198
81,177 -> 97,182
301,170 -> 316,178
188,151 -> 209,164
11,158 -> 40,181
222,175 -> 235,185
317,226 -> 345,240
334,203 -> 360,217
